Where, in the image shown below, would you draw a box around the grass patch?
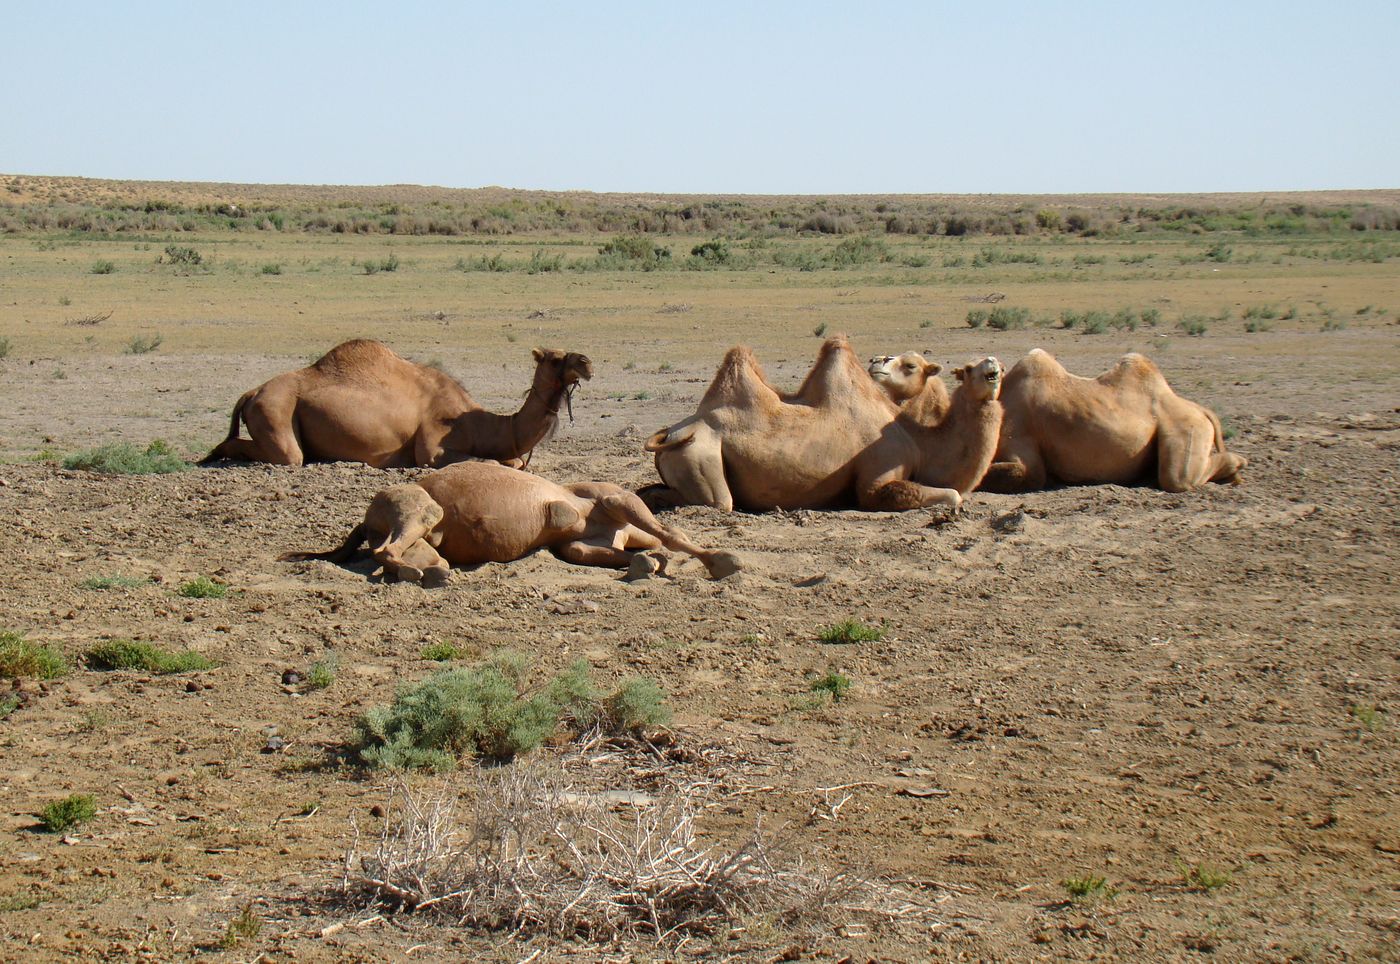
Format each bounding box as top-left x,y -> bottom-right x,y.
218,903 -> 262,951
306,655 -> 338,690
0,631 -> 69,680
1180,862 -> 1232,892
0,694 -> 21,721
63,439 -> 186,474
38,793 -> 97,833
808,669 -> 852,703
84,639 -> 216,674
125,332 -> 163,354
177,576 -> 227,599
90,259 -> 115,274
1178,316 -> 1209,337
78,574 -> 149,591
1349,703 -> 1385,730
354,652 -> 670,770
1061,874 -> 1117,902
817,620 -> 884,644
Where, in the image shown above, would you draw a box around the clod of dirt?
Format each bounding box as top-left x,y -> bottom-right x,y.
281,670 -> 302,685
262,736 -> 286,754
546,596 -> 600,615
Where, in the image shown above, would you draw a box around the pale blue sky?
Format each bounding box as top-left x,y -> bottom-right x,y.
4,1 -> 1396,194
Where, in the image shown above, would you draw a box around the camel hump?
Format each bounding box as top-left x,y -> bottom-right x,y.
700,345 -> 780,407
310,339 -> 401,375
1103,352 -> 1167,391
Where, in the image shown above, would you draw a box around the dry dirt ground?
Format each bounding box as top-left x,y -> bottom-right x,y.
0,313 -> 1397,961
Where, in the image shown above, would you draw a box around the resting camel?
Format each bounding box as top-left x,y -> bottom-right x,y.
970,349 -> 1247,493
867,352 -> 950,423
641,336 -> 1003,512
200,339 -> 592,468
280,461 -> 741,585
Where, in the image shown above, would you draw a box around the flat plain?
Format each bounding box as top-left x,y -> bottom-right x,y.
0,178 -> 1397,961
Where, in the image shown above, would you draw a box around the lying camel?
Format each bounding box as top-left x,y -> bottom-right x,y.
201,339 -> 592,468
867,352 -> 949,423
641,336 -> 1002,512
976,349 -> 1247,493
280,461 -> 741,585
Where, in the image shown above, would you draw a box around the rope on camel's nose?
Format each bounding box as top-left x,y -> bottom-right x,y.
565,382 -> 576,422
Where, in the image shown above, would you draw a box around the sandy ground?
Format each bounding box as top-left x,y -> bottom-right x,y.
0,320 -> 1397,962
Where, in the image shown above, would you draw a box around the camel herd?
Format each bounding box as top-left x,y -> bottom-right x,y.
206,336 -> 1245,585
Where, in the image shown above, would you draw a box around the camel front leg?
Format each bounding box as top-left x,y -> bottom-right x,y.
858,465 -> 962,512
552,538 -> 638,570
594,492 -> 741,578
979,446 -> 1048,494
385,538 -> 452,587
364,485 -> 446,574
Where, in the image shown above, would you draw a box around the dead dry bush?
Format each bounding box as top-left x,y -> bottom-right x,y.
342,761 -> 937,942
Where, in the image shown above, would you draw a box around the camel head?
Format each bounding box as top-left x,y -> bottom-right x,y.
952,356 -> 1004,402
868,352 -> 942,403
531,348 -> 594,389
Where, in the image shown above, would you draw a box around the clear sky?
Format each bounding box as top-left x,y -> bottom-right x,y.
4,1 -> 1396,194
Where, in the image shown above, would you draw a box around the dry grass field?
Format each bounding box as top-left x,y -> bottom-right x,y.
1,178 -> 1398,961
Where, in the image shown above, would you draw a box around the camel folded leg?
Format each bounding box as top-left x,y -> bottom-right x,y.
649,424 -> 734,511
364,484 -> 446,573
383,537 -> 451,587
979,451 -> 1048,493
595,492 -> 741,578
860,479 -> 963,512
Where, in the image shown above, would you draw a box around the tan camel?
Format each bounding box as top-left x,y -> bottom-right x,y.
200,339 -> 592,468
280,461 -> 741,585
868,352 -> 950,423
979,349 -> 1247,493
641,336 -> 1002,512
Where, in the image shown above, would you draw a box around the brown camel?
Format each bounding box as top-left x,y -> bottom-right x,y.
868,352 -> 950,423
200,339 -> 592,468
979,348 -> 1247,493
280,461 -> 741,585
641,336 -> 1002,512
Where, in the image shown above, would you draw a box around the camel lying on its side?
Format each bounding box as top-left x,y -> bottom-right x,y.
973,349 -> 1247,493
641,336 -> 1003,512
280,461 -> 741,585
201,339 -> 592,468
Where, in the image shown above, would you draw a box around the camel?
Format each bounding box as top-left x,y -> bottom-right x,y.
977,348 -> 1247,493
640,336 -> 1003,512
867,352 -> 950,423
200,339 -> 592,468
280,461 -> 741,585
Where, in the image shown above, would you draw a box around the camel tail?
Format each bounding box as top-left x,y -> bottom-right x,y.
198,390 -> 255,464
644,426 -> 695,453
278,523 -> 369,564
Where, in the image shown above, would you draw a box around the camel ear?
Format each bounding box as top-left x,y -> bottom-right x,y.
926,361 -> 943,376
532,347 -> 545,362
953,366 -> 966,382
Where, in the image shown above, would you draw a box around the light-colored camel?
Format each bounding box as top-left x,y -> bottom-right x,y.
641,336 -> 1003,512
201,339 -> 592,468
280,461 -> 742,585
979,348 -> 1247,493
868,352 -> 950,423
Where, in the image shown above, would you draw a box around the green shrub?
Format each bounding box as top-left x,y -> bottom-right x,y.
596,235 -> 671,269
421,641 -> 467,662
1178,316 -> 1209,337
817,620 -> 884,644
125,332 -> 163,354
0,336 -> 10,360
812,321 -> 828,337
90,260 -> 116,274
354,653 -> 669,770
306,655 -> 338,690
162,245 -> 202,265
690,238 -> 732,263
1180,862 -> 1231,891
1062,874 -> 1116,901
966,309 -> 988,329
1205,242 -> 1233,262
177,576 -> 227,599
260,262 -> 283,275
1140,307 -> 1161,327
830,235 -> 890,266
0,693 -> 20,721
526,249 -> 564,274
809,670 -> 852,702
39,794 -> 97,833
987,306 -> 1030,330
0,631 -> 69,680
78,574 -> 149,591
84,639 -> 216,674
63,439 -> 187,475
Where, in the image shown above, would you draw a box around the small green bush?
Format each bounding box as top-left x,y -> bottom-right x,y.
63,440 -> 186,475
1180,862 -> 1232,891
125,332 -> 163,354
0,693 -> 20,721
966,309 -> 988,329
39,794 -> 97,833
354,653 -> 669,770
306,655 -> 338,690
79,574 -> 149,591
421,641 -> 466,662
690,238 -> 732,263
162,245 -> 202,265
1062,874 -> 1116,901
809,670 -> 852,702
260,262 -> 283,275
830,235 -> 890,266
817,620 -> 884,644
0,336 -> 10,360
812,322 -> 828,337
1178,316 -> 1209,337
85,639 -> 216,674
526,249 -> 564,274
987,306 -> 1030,330
0,631 -> 69,680
90,260 -> 116,274
177,576 -> 227,599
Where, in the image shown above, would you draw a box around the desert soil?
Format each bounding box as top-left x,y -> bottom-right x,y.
0,318 -> 1397,962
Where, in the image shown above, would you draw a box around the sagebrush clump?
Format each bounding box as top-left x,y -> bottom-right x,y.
354,652 -> 670,770
63,439 -> 186,475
